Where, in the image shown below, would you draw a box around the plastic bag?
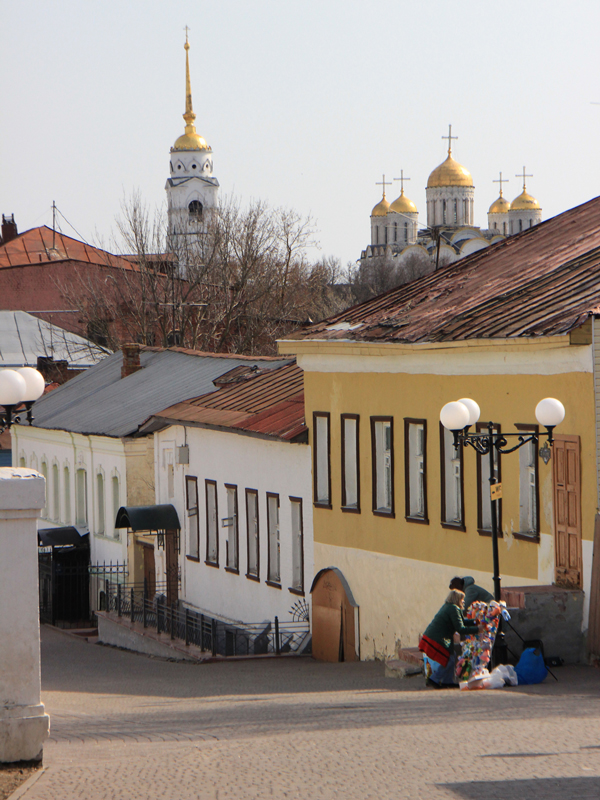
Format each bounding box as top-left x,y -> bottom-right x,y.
514,647 -> 547,685
494,663 -> 518,686
480,670 -> 505,689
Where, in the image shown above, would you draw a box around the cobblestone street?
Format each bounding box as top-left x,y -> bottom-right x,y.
19,626 -> 600,799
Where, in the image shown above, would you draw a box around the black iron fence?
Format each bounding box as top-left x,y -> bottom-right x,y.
104,581 -> 310,657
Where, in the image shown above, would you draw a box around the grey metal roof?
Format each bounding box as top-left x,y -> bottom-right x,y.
31,348 -> 291,438
0,310 -> 109,368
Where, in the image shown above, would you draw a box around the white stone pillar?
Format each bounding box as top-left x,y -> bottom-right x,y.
0,468 -> 49,763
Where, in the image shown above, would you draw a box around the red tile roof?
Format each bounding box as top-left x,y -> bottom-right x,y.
283,196 -> 600,345
152,361 -> 306,440
0,226 -> 134,270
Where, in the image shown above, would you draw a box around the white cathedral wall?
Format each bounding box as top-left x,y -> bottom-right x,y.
509,209 -> 543,235
386,212 -> 418,246
426,186 -> 475,227
488,213 -> 509,235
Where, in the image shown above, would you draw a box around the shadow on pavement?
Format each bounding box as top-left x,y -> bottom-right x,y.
443,777 -> 600,799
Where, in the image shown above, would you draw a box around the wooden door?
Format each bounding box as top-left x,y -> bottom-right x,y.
142,544 -> 156,599
311,568 -> 358,662
553,435 -> 582,588
165,530 -> 179,607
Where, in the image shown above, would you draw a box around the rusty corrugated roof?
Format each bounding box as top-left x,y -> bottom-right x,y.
0,226 -> 134,270
283,196 -> 600,345
153,361 -> 306,440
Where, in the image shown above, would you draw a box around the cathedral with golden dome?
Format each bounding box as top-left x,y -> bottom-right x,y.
166,33 -> 219,247
362,126 -> 542,269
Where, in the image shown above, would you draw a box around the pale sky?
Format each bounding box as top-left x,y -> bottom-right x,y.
2,0 -> 600,268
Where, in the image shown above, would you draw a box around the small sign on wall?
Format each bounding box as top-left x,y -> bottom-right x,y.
490,483 -> 503,501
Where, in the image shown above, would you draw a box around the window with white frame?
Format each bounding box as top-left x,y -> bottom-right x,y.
290,497 -> 304,592
112,476 -> 120,539
76,468 -> 87,526
518,427 -> 539,536
225,484 -> 239,572
341,414 -> 359,511
186,476 -> 199,558
64,466 -> 71,525
246,489 -> 259,579
440,425 -> 463,527
405,419 -> 427,521
205,480 -> 218,565
96,472 -> 105,535
371,417 -> 394,514
52,463 -> 60,522
267,493 -> 280,584
477,423 -> 501,533
313,413 -> 331,506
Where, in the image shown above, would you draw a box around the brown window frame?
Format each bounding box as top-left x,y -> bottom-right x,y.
185,475 -> 200,562
266,492 -> 281,588
313,412 -> 332,509
476,422 -> 502,537
245,488 -> 260,581
370,416 -> 395,517
513,423 -> 540,542
289,496 -> 305,595
341,414 -> 360,513
224,483 -> 239,574
204,479 -> 219,567
404,418 -> 429,525
439,422 -> 465,531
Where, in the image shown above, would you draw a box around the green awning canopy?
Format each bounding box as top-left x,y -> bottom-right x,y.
114,504 -> 180,532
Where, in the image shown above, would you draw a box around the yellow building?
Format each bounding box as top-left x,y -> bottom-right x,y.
280,196 -> 600,660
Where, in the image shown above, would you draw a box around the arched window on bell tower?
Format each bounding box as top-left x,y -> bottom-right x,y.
189,200 -> 203,218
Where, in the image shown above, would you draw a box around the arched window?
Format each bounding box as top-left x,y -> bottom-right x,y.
19,456 -> 25,468
529,219 -> 533,228
52,463 -> 60,522
503,222 -> 507,235
112,476 -> 120,540
519,219 -> 523,232
188,200 -> 203,217
40,460 -> 48,519
64,466 -> 71,525
493,222 -> 497,230
384,226 -> 388,244
394,223 -> 397,242
97,473 -> 105,535
443,200 -> 447,225
76,469 -> 87,526
375,226 -> 378,244
454,200 -> 458,224
404,222 -> 408,242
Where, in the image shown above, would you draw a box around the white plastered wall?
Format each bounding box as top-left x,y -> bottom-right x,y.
154,425 -> 313,623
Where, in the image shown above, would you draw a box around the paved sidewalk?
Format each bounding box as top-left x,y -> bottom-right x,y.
17,626 -> 600,799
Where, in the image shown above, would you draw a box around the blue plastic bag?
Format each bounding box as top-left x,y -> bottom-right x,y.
514,647 -> 548,685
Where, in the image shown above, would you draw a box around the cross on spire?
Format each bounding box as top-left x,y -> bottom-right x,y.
493,171 -> 508,197
442,124 -> 458,156
184,25 -> 191,44
516,166 -> 533,191
375,174 -> 392,198
394,170 -> 411,194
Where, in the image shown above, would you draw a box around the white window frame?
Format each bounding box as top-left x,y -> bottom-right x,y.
517,425 -> 539,538
96,471 -> 105,535
290,497 -> 304,593
440,425 -> 464,528
405,419 -> 427,522
371,417 -> 394,515
341,414 -> 360,511
224,484 -> 239,572
313,412 -> 331,506
205,480 -> 218,565
266,493 -> 280,584
245,489 -> 259,580
186,476 -> 199,559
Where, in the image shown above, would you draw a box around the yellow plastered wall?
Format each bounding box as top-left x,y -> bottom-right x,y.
304,369 -> 595,657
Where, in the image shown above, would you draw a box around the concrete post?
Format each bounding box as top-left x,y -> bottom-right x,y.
0,468 -> 49,762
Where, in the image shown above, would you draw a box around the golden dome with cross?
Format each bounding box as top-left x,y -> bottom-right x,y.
427,125 -> 473,188
390,170 -> 417,214
510,167 -> 540,211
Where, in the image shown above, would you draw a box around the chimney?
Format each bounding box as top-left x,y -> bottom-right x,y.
1,214 -> 18,245
37,356 -> 70,385
121,343 -> 142,379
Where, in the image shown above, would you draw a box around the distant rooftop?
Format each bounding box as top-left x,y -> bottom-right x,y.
0,226 -> 134,270
30,347 -> 291,438
0,310 -> 109,368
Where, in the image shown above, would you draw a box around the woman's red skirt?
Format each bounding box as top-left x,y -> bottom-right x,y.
418,634 -> 450,667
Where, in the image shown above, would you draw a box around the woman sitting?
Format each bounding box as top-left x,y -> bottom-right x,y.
419,589 -> 481,687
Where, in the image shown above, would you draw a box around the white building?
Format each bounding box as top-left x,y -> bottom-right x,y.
166,34 -> 219,251
362,128 -> 542,270
142,360 -> 313,626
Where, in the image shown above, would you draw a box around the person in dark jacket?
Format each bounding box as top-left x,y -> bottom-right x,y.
419,589 -> 481,687
449,576 -> 494,611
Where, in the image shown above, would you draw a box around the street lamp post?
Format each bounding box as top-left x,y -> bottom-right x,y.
0,368 -> 46,433
440,396 -> 565,662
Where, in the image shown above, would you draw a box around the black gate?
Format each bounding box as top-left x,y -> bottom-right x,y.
38,550 -> 92,628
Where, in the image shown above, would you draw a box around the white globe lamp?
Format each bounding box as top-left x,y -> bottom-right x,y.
535,398 -> 565,429
440,401 -> 470,431
16,368 -> 45,402
0,370 -> 26,407
457,398 -> 481,427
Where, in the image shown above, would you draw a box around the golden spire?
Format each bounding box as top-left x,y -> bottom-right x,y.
172,28 -> 210,152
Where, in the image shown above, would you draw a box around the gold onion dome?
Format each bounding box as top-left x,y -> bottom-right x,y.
427,154 -> 473,188
489,194 -> 510,214
173,37 -> 210,152
371,193 -> 390,217
390,189 -> 417,214
510,190 -> 541,211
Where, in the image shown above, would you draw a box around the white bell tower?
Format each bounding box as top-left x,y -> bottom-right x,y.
166,30 -> 219,250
